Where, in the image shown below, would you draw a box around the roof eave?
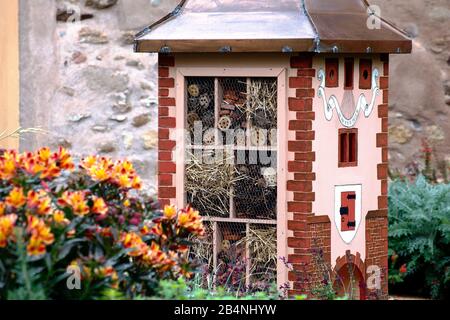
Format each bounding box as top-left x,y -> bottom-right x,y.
134,38 -> 315,53
134,38 -> 411,54
316,38 -> 412,54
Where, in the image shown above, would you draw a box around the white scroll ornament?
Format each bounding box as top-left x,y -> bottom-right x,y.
317,68 -> 380,128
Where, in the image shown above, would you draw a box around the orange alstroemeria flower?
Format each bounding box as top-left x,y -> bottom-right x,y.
19,153 -> 42,176
58,191 -> 90,217
177,207 -> 204,236
27,190 -> 52,215
117,174 -> 132,189
163,205 -> 177,220
39,162 -> 61,180
150,222 -> 164,238
27,216 -> 54,244
81,156 -> 141,190
0,202 -> 6,216
117,160 -> 134,173
54,147 -> 75,171
142,243 -> 168,267
66,229 -> 76,238
80,155 -> 98,170
0,150 -> 18,180
53,210 -> 70,226
5,187 -> 26,209
37,147 -> 52,163
94,266 -> 117,279
26,237 -> 47,256
90,166 -> 110,181
11,147 -> 75,180
91,197 -> 108,215
140,224 -> 150,235
98,227 -> 113,238
121,232 -> 148,257
0,214 -> 17,248
26,216 -> 55,256
131,176 -> 142,190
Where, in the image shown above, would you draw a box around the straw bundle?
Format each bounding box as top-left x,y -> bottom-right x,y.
237,226 -> 277,276
185,150 -> 244,216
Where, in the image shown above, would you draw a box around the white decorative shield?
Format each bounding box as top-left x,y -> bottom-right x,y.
334,185 -> 362,244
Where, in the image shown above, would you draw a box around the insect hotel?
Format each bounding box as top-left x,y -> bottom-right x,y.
134,0 -> 411,299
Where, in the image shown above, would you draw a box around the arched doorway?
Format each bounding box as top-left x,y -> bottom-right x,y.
334,262 -> 366,300
333,251 -> 366,300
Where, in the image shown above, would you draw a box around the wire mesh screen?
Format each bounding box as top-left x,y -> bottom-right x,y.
235,152 -> 277,220
185,149 -> 234,217
185,76 -> 278,289
246,224 -> 277,288
215,222 -> 247,289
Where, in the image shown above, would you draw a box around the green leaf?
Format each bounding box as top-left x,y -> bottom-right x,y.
58,239 -> 86,261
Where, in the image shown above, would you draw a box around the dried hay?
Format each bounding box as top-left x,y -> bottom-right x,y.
185,150 -> 245,216
237,226 -> 277,277
235,79 -> 277,129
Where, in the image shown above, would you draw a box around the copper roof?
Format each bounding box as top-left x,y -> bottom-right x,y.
135,0 -> 412,54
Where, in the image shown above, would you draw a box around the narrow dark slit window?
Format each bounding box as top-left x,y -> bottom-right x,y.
340,132 -> 347,163
339,128 -> 358,167
349,132 -> 356,162
344,58 -> 354,90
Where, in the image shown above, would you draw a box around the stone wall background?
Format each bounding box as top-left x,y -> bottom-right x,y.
19,0 -> 450,192
19,0 -> 179,194
372,0 -> 450,174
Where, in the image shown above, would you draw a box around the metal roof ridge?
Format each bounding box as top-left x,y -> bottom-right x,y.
135,0 -> 187,40
301,0 -> 321,53
362,0 -> 412,39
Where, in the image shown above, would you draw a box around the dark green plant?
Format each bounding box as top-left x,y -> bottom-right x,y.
388,175 -> 450,299
6,228 -> 47,300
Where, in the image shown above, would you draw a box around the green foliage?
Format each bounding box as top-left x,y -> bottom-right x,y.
310,281 -> 338,300
6,228 -> 47,300
98,288 -> 126,300
155,278 -> 282,300
388,175 -> 450,299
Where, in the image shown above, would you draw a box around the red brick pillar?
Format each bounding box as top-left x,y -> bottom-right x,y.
157,54 -> 177,207
286,54 -> 320,296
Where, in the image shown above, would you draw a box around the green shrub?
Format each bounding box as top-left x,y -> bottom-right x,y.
388,175 -> 450,299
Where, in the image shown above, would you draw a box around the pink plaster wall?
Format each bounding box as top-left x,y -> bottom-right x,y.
310,55 -> 384,265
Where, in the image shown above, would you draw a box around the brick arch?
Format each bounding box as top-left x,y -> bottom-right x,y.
333,250 -> 366,300
334,250 -> 365,278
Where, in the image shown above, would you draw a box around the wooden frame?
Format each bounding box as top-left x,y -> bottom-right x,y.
338,128 -> 358,167
175,67 -> 288,287
344,58 -> 354,90
359,59 -> 372,90
325,58 -> 339,88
